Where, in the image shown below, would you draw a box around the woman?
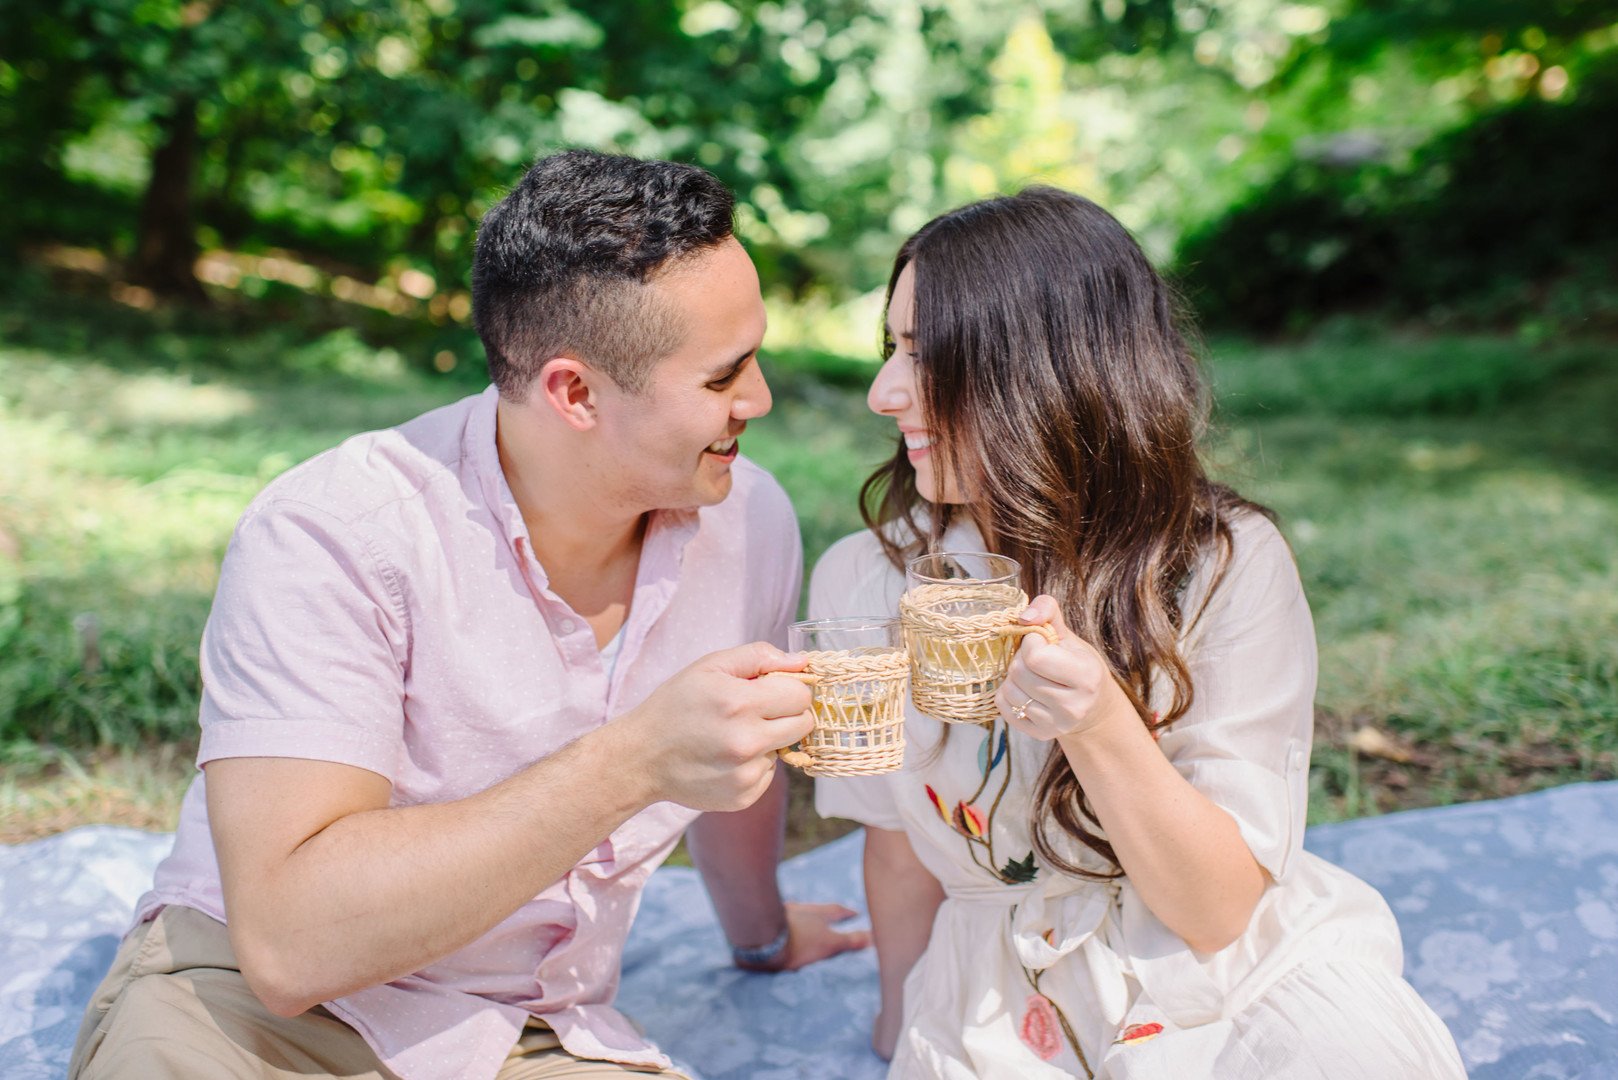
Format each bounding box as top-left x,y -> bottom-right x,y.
811,187 -> 1466,1079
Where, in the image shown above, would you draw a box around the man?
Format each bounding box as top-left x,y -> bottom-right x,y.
68,149 -> 868,1080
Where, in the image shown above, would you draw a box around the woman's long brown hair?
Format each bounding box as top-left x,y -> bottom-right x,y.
861,186 -> 1271,878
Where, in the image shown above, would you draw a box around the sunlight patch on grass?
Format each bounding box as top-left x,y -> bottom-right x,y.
109,374 -> 259,429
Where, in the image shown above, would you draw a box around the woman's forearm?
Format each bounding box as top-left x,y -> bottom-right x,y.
1057,702 -> 1267,953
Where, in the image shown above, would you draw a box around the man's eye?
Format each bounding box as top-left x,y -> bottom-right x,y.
707,357 -> 753,390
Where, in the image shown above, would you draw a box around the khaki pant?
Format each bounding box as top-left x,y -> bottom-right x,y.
69,905 -> 688,1079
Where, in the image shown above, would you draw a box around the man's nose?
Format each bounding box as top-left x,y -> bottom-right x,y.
733,360 -> 772,420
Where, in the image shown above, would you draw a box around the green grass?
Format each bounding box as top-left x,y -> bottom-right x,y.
1208,333 -> 1618,820
2,275 -> 1614,839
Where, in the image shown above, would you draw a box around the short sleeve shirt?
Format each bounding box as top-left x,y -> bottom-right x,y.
138,386 -> 803,1080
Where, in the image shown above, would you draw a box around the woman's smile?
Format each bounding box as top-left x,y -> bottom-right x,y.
901,428 -> 933,462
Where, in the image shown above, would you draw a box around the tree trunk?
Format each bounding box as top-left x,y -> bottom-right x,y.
131,98 -> 207,302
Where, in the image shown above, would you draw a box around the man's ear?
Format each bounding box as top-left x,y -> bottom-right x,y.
535,357 -> 602,431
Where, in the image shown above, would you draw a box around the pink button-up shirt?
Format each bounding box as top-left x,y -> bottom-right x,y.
137,385 -> 802,1080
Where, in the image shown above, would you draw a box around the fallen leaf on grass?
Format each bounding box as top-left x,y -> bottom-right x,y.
1350,726 -> 1414,763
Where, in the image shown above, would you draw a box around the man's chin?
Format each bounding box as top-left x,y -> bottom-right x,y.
652,475 -> 734,513
692,453 -> 737,505
695,473 -> 735,506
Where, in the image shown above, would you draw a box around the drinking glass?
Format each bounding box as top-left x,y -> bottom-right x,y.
900,552 -> 1053,724
777,616 -> 907,776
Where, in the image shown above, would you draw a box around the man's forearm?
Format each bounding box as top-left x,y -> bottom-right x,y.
215,723 -> 652,1016
686,761 -> 789,949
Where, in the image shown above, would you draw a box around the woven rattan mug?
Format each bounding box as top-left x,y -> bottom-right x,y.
771,617 -> 908,777
899,552 -> 1057,725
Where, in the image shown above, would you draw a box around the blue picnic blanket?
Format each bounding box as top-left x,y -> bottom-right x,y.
5,781 -> 1617,1079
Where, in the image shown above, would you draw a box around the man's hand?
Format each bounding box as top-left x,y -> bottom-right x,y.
734,901 -> 871,972
617,642 -> 815,812
782,901 -> 872,969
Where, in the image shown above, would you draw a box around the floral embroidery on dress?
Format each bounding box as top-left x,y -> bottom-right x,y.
977,725 -> 1009,771
922,719 -> 1037,886
999,851 -> 1038,883
930,722 -> 1090,1075
953,801 -> 987,838
1019,994 -> 1062,1061
1114,1022 -> 1165,1046
1014,913 -> 1094,1078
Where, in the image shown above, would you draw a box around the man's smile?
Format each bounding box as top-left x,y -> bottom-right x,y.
703,435 -> 740,461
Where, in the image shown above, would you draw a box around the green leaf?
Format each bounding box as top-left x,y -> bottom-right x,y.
1000,852 -> 1039,884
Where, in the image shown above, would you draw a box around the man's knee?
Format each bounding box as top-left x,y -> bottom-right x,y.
76,971 -> 235,1080
82,969 -> 390,1079
74,947 -> 391,1080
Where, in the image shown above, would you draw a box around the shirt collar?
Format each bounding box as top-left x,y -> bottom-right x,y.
466,385 -> 528,552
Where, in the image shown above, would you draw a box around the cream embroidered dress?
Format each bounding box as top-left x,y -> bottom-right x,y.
813,514 -> 1466,1080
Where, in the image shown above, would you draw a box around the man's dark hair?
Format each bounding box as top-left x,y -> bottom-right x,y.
472,148 -> 736,398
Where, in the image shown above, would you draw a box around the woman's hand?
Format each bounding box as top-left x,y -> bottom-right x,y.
994,595 -> 1138,741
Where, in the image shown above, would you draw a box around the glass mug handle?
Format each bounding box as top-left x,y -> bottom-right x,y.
1006,623 -> 1060,645
763,670 -> 819,768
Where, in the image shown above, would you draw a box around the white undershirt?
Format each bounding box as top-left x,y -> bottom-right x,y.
599,627 -> 625,685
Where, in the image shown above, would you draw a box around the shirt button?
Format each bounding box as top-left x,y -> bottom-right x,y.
559,618 -> 576,634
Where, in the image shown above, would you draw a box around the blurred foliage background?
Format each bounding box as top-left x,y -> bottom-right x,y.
2,0 -> 1615,843
8,0 -> 1618,337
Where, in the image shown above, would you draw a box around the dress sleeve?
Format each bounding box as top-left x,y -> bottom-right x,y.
807,533 -> 908,832
196,499 -> 409,782
1156,516 -> 1317,882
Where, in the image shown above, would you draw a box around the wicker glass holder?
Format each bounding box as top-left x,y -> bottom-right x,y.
900,553 -> 1057,725
775,618 -> 908,777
